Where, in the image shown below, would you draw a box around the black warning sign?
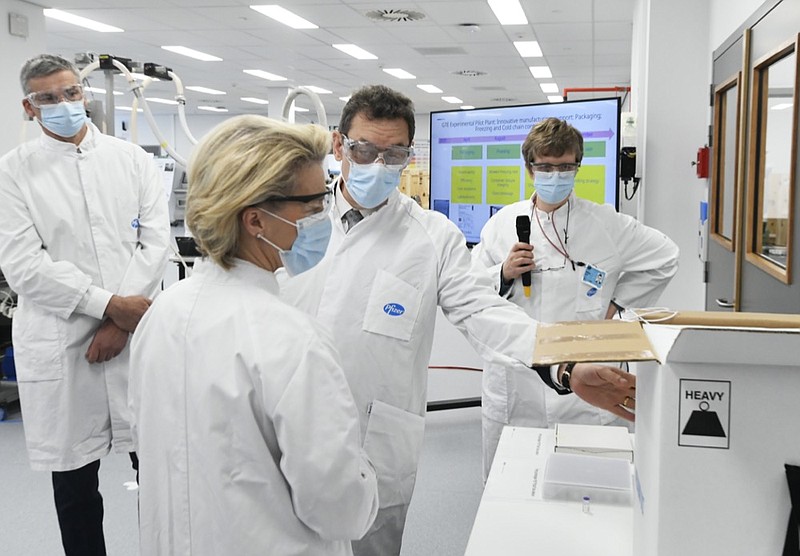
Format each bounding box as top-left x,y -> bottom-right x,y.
678,379 -> 731,449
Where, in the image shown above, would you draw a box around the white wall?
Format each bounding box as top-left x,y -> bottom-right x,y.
0,2 -> 46,157
632,0 -> 711,311
709,0 -> 768,49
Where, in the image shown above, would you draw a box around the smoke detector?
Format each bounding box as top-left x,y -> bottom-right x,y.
452,70 -> 488,77
365,9 -> 426,22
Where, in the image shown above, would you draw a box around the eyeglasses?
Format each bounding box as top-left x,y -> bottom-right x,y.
267,187 -> 333,215
528,162 -> 580,173
26,84 -> 84,108
342,135 -> 413,167
531,263 -> 566,274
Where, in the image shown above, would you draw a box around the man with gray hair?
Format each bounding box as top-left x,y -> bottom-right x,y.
0,54 -> 170,555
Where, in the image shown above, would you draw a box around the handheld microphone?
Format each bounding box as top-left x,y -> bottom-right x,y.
515,215 -> 532,298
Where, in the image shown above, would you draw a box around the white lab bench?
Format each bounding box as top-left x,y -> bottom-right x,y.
464,426 -> 632,556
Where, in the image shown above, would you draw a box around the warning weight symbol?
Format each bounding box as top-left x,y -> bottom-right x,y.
678,379 -> 731,449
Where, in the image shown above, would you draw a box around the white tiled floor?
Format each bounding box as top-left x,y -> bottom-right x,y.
0,402 -> 483,556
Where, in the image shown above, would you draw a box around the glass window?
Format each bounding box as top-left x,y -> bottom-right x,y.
748,39 -> 798,283
712,75 -> 740,248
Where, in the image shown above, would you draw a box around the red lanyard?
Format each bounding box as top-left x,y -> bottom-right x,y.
532,196 -> 580,271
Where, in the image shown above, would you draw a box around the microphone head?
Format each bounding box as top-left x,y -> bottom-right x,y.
515,214 -> 530,235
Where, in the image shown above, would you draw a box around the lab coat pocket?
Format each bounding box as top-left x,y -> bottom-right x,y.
362,270 -> 421,342
11,306 -> 63,381
575,279 -> 604,317
362,400 -> 425,508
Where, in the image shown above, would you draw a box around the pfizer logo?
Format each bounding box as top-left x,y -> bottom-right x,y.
383,303 -> 405,317
130,218 -> 140,229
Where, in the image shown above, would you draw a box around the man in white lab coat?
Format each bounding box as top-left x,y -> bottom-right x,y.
0,54 -> 170,555
472,117 -> 679,477
281,85 -> 637,556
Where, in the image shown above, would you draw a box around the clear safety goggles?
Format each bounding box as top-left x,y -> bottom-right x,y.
342,135 -> 413,167
26,84 -> 84,108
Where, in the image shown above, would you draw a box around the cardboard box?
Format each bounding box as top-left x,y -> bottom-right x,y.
532,314 -> 800,555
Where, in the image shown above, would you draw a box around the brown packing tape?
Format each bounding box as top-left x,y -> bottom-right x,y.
637,310 -> 800,328
532,320 -> 658,365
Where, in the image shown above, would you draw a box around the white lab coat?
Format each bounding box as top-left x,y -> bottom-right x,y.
281,188 -> 538,556
472,193 -> 679,429
0,123 -> 170,471
129,258 -> 379,556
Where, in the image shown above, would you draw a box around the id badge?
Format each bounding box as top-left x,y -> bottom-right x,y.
581,264 -> 606,289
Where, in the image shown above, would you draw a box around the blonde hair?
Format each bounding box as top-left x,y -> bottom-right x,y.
186,115 -> 331,269
521,117 -> 584,165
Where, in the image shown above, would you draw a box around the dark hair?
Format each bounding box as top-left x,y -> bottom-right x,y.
339,85 -> 415,144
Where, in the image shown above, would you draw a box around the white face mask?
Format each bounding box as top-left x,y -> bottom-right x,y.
37,100 -> 86,138
534,170 -> 577,204
255,203 -> 332,276
344,162 -> 403,208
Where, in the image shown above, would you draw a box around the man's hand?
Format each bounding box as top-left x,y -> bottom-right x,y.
86,320 -> 129,363
568,363 -> 636,422
501,242 -> 535,283
104,294 -> 152,332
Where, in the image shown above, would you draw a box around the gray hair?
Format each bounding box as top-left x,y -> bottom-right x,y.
20,54 -> 80,95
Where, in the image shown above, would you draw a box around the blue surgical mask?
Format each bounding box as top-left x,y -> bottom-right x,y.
344,162 -> 402,209
257,208 -> 332,276
534,170 -> 577,204
37,100 -> 86,138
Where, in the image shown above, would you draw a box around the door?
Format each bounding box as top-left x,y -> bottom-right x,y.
706,0 -> 800,314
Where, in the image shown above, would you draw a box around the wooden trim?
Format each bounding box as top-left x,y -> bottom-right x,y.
711,73 -> 741,251
744,35 -> 798,285
733,28 -> 752,311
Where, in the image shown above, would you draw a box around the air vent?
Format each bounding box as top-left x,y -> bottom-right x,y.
414,46 -> 467,56
491,97 -> 517,103
452,70 -> 487,77
365,9 -> 426,22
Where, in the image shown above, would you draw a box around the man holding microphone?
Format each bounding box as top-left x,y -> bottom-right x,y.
472,117 -> 679,478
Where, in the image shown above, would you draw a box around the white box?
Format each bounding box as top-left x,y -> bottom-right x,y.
555,423 -> 634,462
634,323 -> 800,555
543,452 -> 632,505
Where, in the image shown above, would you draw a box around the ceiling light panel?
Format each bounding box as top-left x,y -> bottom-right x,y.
548,96 -> 564,103
243,69 -> 287,81
146,98 -> 179,105
442,96 -> 463,104
529,65 -> 552,78
332,44 -> 377,60
303,86 -> 332,94
250,5 -> 318,29
161,46 -> 222,62
487,0 -> 528,25
539,83 -> 559,93
241,97 -> 270,105
43,9 -> 123,32
514,41 -> 543,57
198,106 -> 228,112
186,86 -> 226,95
383,68 -> 416,80
417,84 -> 443,94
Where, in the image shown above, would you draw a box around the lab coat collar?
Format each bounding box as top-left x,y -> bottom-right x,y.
191,257 -> 280,296
39,121 -> 98,153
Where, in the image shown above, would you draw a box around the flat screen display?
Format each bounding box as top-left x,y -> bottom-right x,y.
429,97 -> 621,245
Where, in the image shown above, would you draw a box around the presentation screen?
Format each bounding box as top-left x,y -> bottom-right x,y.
429,97 -> 621,245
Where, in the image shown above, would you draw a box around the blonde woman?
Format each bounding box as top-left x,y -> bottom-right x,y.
128,115 -> 378,556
